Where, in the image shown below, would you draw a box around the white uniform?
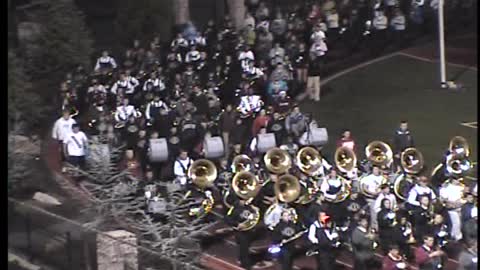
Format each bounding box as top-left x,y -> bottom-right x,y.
320,176 -> 342,201
114,105 -> 138,122
390,15 -> 406,31
440,183 -> 464,240
406,185 -> 437,207
64,131 -> 88,157
237,95 -> 263,116
143,78 -> 166,92
185,50 -> 201,63
373,14 -> 388,30
52,117 -> 76,142
239,51 -> 255,71
174,158 -> 193,185
94,56 -> 117,71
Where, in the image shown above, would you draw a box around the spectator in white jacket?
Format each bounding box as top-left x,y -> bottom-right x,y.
52,109 -> 77,163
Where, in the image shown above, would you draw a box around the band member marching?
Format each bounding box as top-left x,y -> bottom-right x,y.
307,213 -> 341,270
393,120 -> 415,172
225,199 -> 260,270
406,176 -> 437,211
439,177 -> 465,241
173,149 -> 193,187
271,210 -> 305,270
351,215 -> 378,270
114,98 -> 141,129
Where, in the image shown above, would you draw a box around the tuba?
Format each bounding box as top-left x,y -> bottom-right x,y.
359,173 -> 388,199
393,148 -> 424,201
325,175 -> 352,203
335,146 -> 357,176
232,171 -> 261,200
229,171 -> 262,231
264,148 -> 292,175
187,159 -> 217,217
366,141 -> 393,169
295,178 -> 320,205
449,136 -> 470,157
264,174 -> 301,229
296,147 -> 323,176
231,154 -> 254,173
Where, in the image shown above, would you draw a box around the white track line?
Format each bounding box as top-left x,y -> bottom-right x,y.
460,122 -> 478,129
321,52 -> 401,86
397,52 -> 478,71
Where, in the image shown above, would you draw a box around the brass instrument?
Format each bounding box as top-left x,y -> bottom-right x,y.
231,155 -> 254,173
274,174 -> 301,203
359,174 -> 388,199
393,147 -> 424,201
188,159 -> 217,190
264,174 -> 301,229
228,203 -> 261,231
264,148 -> 292,175
295,178 -> 320,205
365,141 -> 393,169
232,171 -> 261,200
296,147 -> 323,176
449,136 -> 470,157
335,146 -> 357,175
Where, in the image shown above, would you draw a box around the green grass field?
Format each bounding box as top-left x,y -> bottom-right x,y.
301,54 -> 477,176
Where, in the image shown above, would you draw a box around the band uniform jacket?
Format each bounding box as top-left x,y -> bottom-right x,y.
411,205 -> 432,241
393,128 -> 414,154
272,220 -> 303,247
351,226 -> 375,261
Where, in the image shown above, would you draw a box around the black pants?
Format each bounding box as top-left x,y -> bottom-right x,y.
353,256 -> 372,270
316,252 -> 336,270
68,155 -> 86,169
279,244 -> 294,270
235,231 -> 252,270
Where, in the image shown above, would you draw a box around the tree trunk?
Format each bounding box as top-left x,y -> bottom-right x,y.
227,0 -> 246,30
174,0 -> 190,25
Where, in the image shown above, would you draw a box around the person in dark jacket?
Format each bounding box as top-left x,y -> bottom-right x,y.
412,195 -> 433,243
267,112 -> 286,145
306,55 -> 322,101
272,210 -> 304,270
377,198 -> 396,252
230,118 -> 249,147
351,216 -> 377,270
392,120 -> 414,171
219,104 -> 237,155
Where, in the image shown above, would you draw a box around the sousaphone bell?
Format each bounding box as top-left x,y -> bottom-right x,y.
335,146 -> 357,175
296,147 -> 323,176
366,141 -> 393,169
264,148 -> 292,175
393,148 -> 424,200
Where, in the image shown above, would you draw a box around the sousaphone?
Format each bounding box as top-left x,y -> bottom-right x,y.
230,171 -> 261,231
187,159 -> 217,216
296,147 -> 323,176
335,146 -> 357,176
231,154 -> 254,173
264,174 -> 301,229
393,148 -> 424,201
365,141 -> 393,169
264,148 -> 292,175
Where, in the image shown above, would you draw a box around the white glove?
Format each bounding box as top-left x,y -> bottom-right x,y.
403,229 -> 412,236
331,232 -> 339,239
311,238 -> 319,244
145,191 -> 152,199
179,176 -> 187,185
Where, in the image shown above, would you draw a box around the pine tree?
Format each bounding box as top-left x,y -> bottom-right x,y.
24,0 -> 94,80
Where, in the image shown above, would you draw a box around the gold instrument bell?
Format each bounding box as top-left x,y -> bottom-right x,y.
232,171 -> 261,200
187,159 -> 217,190
264,148 -> 292,175
275,174 -> 301,203
401,148 -> 424,175
296,147 -> 323,176
335,146 -> 357,174
231,154 -> 254,173
449,136 -> 470,157
366,141 -> 393,169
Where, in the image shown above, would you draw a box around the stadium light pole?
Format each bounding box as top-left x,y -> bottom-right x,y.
438,0 -> 447,88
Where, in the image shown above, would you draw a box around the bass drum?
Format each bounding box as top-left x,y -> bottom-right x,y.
393,174 -> 416,201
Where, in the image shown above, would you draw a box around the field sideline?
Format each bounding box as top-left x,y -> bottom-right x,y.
300,53 -> 477,175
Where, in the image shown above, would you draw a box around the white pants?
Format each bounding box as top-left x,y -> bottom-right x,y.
366,198 -> 378,230
306,76 -> 321,101
448,210 -> 462,241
